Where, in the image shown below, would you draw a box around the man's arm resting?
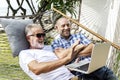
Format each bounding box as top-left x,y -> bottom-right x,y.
28,42 -> 79,75
78,43 -> 94,56
28,57 -> 70,75
54,44 -> 84,59
54,48 -> 70,58
28,46 -> 78,75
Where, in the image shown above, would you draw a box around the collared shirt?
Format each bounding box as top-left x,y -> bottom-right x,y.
51,32 -> 92,61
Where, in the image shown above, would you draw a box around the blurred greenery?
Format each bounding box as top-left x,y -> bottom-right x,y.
112,50 -> 120,79
0,33 -> 31,80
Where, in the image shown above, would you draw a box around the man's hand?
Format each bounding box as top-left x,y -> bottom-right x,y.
65,40 -> 80,62
78,43 -> 94,56
74,44 -> 85,53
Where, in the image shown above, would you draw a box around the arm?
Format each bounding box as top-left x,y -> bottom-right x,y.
54,40 -> 84,59
28,56 -> 70,75
54,43 -> 94,59
54,48 -> 69,58
78,43 -> 94,56
28,41 -> 79,75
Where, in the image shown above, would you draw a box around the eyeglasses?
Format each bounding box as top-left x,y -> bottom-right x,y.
29,33 -> 45,38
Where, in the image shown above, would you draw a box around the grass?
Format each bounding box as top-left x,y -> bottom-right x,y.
0,33 -> 32,80
113,50 -> 120,79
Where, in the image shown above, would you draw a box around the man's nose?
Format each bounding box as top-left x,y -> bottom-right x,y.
40,36 -> 44,39
64,25 -> 69,29
37,36 -> 44,40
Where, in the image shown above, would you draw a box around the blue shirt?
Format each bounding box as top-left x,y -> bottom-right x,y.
51,32 -> 92,61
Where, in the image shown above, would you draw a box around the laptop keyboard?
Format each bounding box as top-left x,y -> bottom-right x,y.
76,63 -> 89,71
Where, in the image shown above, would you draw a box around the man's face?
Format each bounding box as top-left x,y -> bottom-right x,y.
56,18 -> 71,39
27,27 -> 45,49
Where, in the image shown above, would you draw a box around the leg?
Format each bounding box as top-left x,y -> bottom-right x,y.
103,67 -> 118,80
81,66 -> 118,80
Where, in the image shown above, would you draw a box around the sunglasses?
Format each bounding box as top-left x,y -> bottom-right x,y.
29,33 -> 45,38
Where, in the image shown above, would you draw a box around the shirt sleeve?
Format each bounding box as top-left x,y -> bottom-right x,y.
51,40 -> 61,51
79,33 -> 91,45
19,50 -> 35,72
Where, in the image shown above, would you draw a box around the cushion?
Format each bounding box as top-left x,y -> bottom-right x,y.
0,18 -> 33,57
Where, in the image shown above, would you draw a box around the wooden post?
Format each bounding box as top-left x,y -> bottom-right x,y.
52,7 -> 120,50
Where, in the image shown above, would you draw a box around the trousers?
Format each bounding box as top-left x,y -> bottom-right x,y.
71,66 -> 118,80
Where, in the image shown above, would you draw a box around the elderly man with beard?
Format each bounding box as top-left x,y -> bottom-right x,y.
19,24 -> 84,80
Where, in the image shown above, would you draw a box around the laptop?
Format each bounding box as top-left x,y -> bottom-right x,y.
66,43 -> 111,74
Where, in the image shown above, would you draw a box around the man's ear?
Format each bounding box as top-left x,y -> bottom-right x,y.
26,36 -> 30,41
54,25 -> 57,30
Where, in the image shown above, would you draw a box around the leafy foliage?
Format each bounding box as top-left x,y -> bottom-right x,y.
35,0 -> 80,32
